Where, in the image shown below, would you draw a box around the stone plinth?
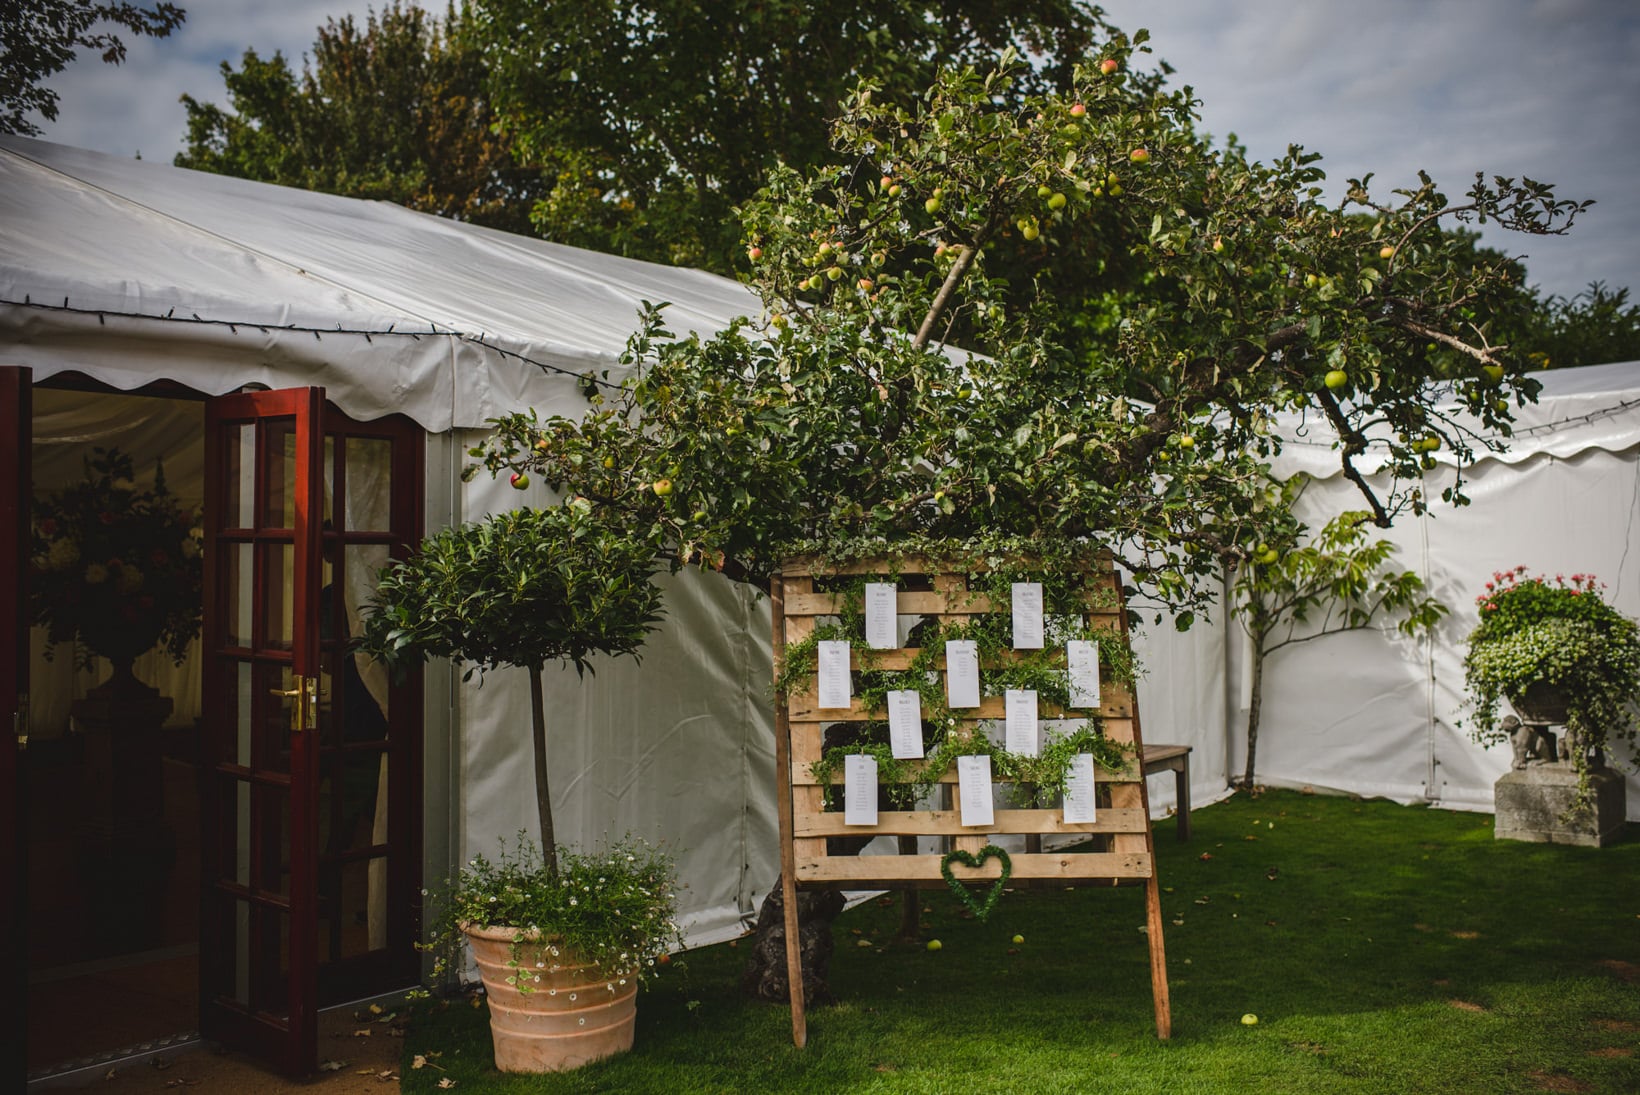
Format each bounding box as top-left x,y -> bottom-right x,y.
1494,763 -> 1627,847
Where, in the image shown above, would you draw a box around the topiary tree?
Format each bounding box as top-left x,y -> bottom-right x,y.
359,503 -> 664,873
470,39 -> 1586,615
1231,507 -> 1447,790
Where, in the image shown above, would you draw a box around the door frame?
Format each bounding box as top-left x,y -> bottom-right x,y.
2,366 -> 32,1091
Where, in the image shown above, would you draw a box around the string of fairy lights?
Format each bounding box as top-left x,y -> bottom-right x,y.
5,293 -> 1636,438
0,294 -> 626,395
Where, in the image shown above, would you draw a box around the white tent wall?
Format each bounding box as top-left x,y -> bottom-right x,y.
1129,604 -> 1235,819
451,448 -> 779,946
1225,404 -> 1640,820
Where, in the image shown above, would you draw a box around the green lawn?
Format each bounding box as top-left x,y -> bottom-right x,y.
402,790 -> 1639,1093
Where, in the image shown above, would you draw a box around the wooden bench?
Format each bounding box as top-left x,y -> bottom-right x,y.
1141,743 -> 1194,842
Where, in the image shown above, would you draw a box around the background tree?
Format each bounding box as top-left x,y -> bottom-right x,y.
470,44 -> 1587,617
1,0 -> 183,135
1514,282 -> 1640,371
1231,508 -> 1447,789
467,0 -> 1112,272
176,2 -> 542,233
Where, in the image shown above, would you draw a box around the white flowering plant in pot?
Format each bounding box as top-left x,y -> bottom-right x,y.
424,836 -> 680,992
1464,568 -> 1640,793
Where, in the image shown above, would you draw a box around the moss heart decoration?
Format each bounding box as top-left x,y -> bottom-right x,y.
939,844 -> 1012,921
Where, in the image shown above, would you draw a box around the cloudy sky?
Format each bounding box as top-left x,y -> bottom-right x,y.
27,0 -> 1640,301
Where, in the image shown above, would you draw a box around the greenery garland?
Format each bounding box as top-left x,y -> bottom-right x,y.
940,844 -> 1013,921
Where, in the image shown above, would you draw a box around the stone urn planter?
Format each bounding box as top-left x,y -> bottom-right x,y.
1507,681 -> 1571,727
464,925 -> 638,1072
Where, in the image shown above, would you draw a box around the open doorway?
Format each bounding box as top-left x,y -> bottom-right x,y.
25,386 -> 207,1074
23,382 -> 427,1080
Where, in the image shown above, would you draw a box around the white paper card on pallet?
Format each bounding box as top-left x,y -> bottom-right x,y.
887,689 -> 924,759
817,640 -> 852,709
1004,689 -> 1040,756
1067,639 -> 1101,708
844,754 -> 878,825
1012,582 -> 1044,649
945,640 -> 981,708
1062,753 -> 1098,823
864,582 -> 898,649
957,754 -> 995,826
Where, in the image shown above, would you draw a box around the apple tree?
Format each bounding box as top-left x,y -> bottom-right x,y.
1230,506 -> 1447,789
469,38 -> 1586,616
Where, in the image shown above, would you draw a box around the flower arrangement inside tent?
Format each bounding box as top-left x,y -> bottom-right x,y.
29,446 -> 204,671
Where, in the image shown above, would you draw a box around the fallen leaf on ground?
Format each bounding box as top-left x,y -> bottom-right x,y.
437,1078 -> 458,1089
318,1060 -> 347,1071
1447,999 -> 1486,1012
1449,930 -> 1480,940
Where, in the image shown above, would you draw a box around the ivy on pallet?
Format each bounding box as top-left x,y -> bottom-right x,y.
770,547 -> 1173,1046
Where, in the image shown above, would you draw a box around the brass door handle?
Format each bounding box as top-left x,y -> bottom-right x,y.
268,677 -> 319,731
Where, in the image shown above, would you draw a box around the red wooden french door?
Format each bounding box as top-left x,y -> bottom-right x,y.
1,366 -> 32,1093
199,387 -> 424,1075
199,388 -> 327,1073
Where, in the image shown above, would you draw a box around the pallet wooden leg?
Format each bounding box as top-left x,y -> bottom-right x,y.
779,868 -> 806,1047
1144,872 -> 1172,1039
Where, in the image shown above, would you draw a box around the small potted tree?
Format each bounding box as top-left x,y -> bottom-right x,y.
1465,567 -> 1638,844
361,501 -> 676,1071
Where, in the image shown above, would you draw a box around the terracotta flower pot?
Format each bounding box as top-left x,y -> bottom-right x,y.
463,924 -> 638,1072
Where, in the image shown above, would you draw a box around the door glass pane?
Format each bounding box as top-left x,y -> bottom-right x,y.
341,752 -> 387,854
260,419 -> 297,530
338,857 -> 383,959
260,542 -> 294,650
233,778 -> 251,886
323,435 -> 336,527
219,421 -> 256,530
255,784 -> 292,900
344,543 -> 391,729
235,662 -> 253,766
345,437 -> 392,532
254,662 -> 295,773
226,542 -> 253,647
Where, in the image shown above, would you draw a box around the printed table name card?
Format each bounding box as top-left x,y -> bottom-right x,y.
945,640 -> 981,708
1062,752 -> 1098,824
1066,639 -> 1101,708
1011,582 -> 1044,649
887,689 -> 925,759
1004,689 -> 1040,756
844,754 -> 878,826
864,582 -> 898,650
817,640 -> 852,709
957,754 -> 995,827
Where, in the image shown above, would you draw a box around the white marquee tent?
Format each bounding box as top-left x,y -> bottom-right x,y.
3,135 -> 1635,975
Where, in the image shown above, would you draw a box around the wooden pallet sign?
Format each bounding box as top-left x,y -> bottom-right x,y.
770,553 -> 1172,1047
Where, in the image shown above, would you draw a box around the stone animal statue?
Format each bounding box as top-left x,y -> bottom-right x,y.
741,879 -> 846,1006
1506,715 -> 1557,769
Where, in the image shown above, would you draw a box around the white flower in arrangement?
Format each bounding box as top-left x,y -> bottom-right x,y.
47,538 -> 80,569
115,565 -> 144,593
83,562 -> 108,584
180,539 -> 201,559
569,897 -> 578,906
